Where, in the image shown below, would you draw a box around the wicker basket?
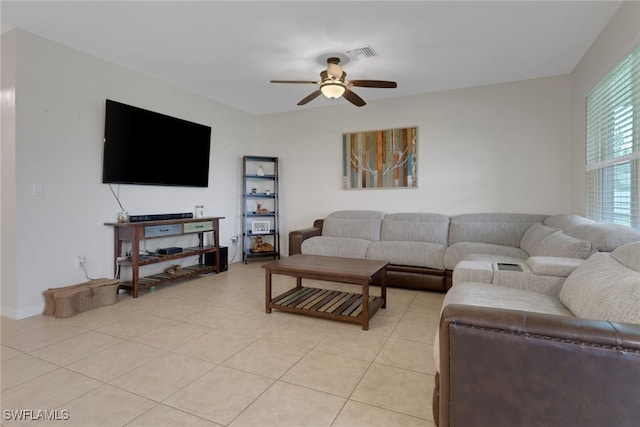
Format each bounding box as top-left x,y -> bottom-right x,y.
43,278 -> 119,318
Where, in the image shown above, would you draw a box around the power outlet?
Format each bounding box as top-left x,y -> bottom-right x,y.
76,255 -> 86,270
230,235 -> 239,244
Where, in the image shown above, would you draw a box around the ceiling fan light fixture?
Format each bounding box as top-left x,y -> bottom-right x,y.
321,83 -> 346,99
326,62 -> 343,79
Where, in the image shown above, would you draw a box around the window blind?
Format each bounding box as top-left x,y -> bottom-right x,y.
586,44 -> 639,229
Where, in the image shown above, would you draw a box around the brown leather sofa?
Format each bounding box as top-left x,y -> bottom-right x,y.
434,304 -> 640,427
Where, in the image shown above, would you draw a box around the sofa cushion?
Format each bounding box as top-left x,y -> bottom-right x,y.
492,270 -> 567,298
448,213 -> 549,247
444,282 -> 573,316
301,236 -> 371,259
463,254 -> 527,264
452,260 -> 494,286
564,222 -> 640,252
543,214 -> 595,229
521,223 -> 592,259
611,241 -> 640,271
322,210 -> 384,241
434,282 -> 573,371
444,242 -> 528,270
520,223 -> 558,255
366,241 -> 446,269
526,256 -> 584,277
559,251 -> 640,324
380,212 -> 449,245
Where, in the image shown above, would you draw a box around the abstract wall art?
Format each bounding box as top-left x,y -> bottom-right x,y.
342,127 -> 417,189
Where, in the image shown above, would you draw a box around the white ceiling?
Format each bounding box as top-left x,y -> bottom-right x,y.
1,1 -> 622,115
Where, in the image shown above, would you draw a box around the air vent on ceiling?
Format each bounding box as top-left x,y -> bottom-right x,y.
345,45 -> 377,61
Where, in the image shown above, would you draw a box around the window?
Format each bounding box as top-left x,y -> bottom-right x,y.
586,44 -> 639,230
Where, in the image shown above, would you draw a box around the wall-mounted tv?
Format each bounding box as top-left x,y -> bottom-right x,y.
103,99 -> 212,188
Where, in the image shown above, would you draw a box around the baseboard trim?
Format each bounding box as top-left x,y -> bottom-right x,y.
1,303 -> 44,320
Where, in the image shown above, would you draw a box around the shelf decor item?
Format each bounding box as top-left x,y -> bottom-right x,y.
117,211 -> 130,223
252,221 -> 270,234
342,126 -> 417,189
255,202 -> 269,214
251,236 -> 274,253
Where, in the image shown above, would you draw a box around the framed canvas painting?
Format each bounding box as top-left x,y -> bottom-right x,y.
342,127 -> 417,189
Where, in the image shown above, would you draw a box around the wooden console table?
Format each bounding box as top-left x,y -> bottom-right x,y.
105,216 -> 224,298
263,254 -> 388,330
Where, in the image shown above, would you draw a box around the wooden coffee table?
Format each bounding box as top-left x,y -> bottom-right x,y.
262,254 -> 388,330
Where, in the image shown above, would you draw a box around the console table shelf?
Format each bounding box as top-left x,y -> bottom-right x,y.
118,264 -> 214,293
117,246 -> 218,266
105,216 -> 224,298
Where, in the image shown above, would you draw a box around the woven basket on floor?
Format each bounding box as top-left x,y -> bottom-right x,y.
43,278 -> 119,318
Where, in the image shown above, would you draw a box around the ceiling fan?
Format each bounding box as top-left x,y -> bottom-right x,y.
270,57 -> 397,107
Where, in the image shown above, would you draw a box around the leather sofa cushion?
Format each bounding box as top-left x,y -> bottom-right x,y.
521,223 -> 592,259
366,241 -> 446,269
560,249 -> 640,324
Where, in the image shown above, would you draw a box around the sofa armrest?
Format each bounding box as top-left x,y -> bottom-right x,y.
525,256 -> 583,276
288,223 -> 323,255
436,304 -> 640,427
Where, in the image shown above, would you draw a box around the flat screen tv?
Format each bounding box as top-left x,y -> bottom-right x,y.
103,99 -> 212,187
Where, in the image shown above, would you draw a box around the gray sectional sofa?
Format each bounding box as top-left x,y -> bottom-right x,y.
289,210 -> 640,291
434,240 -> 640,427
290,210 -> 640,426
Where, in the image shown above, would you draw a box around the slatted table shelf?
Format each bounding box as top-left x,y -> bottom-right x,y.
270,286 -> 380,323
263,254 -> 388,330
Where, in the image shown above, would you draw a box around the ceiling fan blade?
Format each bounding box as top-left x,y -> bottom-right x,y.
348,80 -> 397,88
270,80 -> 320,84
297,89 -> 322,106
343,88 -> 366,107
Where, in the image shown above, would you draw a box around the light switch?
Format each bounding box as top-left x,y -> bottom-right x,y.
32,183 -> 43,196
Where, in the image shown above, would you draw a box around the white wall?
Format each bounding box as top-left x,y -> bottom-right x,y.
569,0 -> 640,214
1,31 -> 18,315
3,1 -> 638,319
3,30 -> 256,318
257,75 -> 573,253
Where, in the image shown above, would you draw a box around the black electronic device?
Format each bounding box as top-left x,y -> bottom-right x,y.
129,213 -> 194,222
205,246 -> 228,272
103,99 -> 212,188
158,247 -> 183,255
497,263 -> 523,272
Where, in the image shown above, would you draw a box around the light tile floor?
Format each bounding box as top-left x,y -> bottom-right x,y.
1,261 -> 443,427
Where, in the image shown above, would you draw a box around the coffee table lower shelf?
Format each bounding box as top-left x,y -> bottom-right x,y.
269,286 -> 383,326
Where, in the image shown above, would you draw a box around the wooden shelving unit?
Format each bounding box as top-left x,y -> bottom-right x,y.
105,216 -> 224,297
